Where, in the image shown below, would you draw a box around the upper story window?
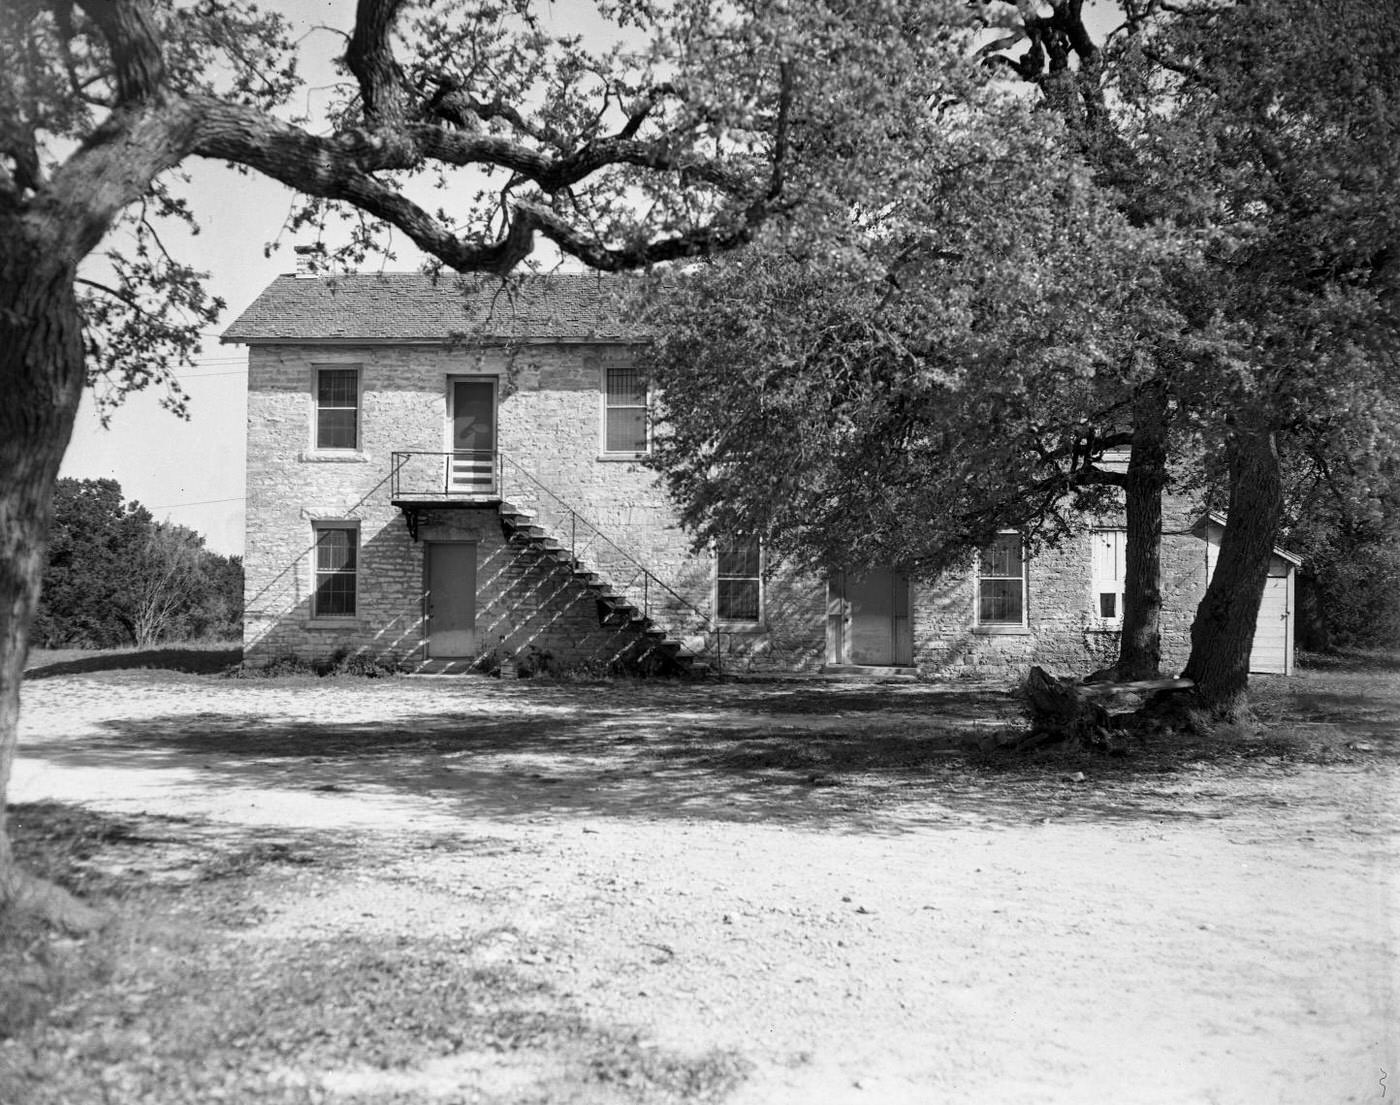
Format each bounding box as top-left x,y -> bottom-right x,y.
1091,528 -> 1127,624
977,531 -> 1027,627
603,365 -> 648,454
315,367 -> 359,450
716,537 -> 762,624
312,523 -> 358,618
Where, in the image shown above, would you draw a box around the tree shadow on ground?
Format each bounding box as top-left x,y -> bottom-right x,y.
4,803 -> 751,1105
24,647 -> 242,679
17,675 -> 1326,832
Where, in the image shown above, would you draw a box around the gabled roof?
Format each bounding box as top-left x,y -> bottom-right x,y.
221,272 -> 644,344
1197,511 -> 1303,566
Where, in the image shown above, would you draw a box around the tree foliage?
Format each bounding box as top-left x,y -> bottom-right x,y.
644,0 -> 1400,706
640,99 -> 1175,580
33,479 -> 243,649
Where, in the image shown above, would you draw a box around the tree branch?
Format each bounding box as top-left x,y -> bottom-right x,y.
346,0 -> 409,127
191,99 -> 778,275
74,276 -> 147,315
74,0 -> 165,104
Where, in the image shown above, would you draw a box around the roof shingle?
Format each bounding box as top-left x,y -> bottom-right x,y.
221,272 -> 643,344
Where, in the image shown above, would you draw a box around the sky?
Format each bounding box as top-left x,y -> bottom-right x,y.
58,0 -> 601,556
60,1 -> 347,556
57,1 -> 1119,558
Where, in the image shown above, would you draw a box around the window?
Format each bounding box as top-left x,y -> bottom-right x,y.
316,367 -> 359,450
603,365 -> 648,454
978,532 -> 1026,626
313,524 -> 358,617
1091,529 -> 1127,624
716,537 -> 761,623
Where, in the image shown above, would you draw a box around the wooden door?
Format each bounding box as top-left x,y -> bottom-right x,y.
1250,560 -> 1291,674
425,542 -> 477,658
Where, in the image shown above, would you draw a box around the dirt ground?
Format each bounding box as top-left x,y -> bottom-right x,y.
8,654 -> 1399,1104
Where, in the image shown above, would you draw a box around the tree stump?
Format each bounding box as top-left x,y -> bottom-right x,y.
1020,667 -> 1196,749
1020,666 -> 1113,749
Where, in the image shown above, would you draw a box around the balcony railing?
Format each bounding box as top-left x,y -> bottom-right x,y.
391,450 -> 499,499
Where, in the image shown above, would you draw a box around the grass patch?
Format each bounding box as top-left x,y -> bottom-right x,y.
1,804 -> 136,1040
24,643 -> 241,679
1,803 -> 751,1104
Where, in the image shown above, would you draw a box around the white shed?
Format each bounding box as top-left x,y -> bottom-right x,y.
1199,513 -> 1301,675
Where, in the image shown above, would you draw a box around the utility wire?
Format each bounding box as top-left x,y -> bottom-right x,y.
150,496 -> 246,509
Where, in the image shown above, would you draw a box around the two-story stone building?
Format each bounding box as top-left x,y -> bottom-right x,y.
223,272 -> 1296,677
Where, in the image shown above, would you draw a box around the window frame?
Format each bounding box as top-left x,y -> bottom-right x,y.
974,530 -> 1029,632
1090,528 -> 1127,627
600,363 -> 649,457
311,521 -> 360,621
714,536 -> 763,628
313,365 -> 362,452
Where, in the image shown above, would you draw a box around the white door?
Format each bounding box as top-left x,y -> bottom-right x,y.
1250,563 -> 1291,674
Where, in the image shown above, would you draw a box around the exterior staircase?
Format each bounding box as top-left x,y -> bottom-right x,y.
496,498 -> 713,676
390,450 -> 715,675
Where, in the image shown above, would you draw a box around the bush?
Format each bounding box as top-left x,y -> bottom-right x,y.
225,650 -> 405,679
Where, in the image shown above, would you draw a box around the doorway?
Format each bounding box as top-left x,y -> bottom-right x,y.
425,541 -> 477,658
827,569 -> 912,666
449,378 -> 497,493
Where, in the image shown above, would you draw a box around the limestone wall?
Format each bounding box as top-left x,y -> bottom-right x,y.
242,340 -> 700,665
243,339 -> 1209,677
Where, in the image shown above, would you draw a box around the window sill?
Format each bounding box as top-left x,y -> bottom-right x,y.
1085,624 -> 1123,634
307,617 -> 362,628
716,621 -> 765,633
972,625 -> 1031,636
596,452 -> 650,463
300,450 -> 369,463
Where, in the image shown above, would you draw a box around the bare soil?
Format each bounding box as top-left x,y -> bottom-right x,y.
6,653 -> 1398,1104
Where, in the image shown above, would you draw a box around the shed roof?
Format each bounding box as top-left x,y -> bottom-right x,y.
221,272 -> 644,344
1198,511 -> 1303,567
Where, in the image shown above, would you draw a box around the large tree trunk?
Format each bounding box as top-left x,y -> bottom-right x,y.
1117,382 -> 1169,679
1181,415 -> 1284,719
0,230 -> 102,928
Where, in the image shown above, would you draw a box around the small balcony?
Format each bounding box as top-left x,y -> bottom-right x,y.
390,450 -> 499,503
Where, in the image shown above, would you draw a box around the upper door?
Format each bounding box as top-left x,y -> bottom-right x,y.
450,378 -> 496,493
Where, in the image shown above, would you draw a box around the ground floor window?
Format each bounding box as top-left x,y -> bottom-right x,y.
716,537 -> 762,623
977,531 -> 1026,626
313,523 -> 358,617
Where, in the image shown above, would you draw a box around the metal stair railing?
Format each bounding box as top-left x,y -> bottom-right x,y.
495,453 -> 715,666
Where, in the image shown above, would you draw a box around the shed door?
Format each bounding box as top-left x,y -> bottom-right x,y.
426,542 -> 477,658
1250,559 -> 1291,674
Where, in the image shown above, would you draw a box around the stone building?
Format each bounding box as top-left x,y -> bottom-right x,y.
223,272 -> 1295,677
